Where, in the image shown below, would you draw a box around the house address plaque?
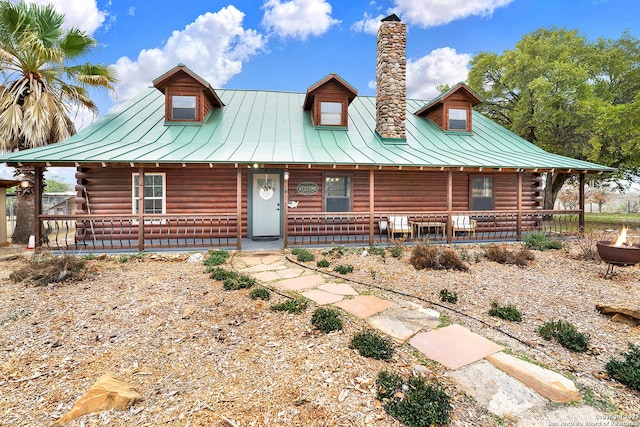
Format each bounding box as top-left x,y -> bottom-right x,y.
295,182 -> 319,196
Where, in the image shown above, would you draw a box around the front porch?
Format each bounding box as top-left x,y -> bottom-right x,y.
39,209 -> 580,252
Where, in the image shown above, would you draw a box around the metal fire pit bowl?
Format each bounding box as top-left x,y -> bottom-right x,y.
596,240 -> 640,278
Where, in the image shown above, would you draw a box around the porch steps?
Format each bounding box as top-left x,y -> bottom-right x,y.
234,253 -> 606,423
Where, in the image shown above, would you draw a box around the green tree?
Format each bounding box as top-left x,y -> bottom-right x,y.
468,28 -> 640,209
0,1 -> 116,243
45,176 -> 72,192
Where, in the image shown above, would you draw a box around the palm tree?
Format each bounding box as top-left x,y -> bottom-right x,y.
0,0 -> 116,243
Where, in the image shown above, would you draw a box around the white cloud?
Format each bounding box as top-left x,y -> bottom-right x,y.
406,47 -> 470,99
128,6 -> 136,16
262,0 -> 340,40
111,6 -> 264,104
24,0 -> 107,35
394,0 -> 514,27
350,13 -> 384,35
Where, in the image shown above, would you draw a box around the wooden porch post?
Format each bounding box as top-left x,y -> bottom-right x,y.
446,169 -> 453,244
137,167 -> 145,252
579,173 -> 585,232
369,169 -> 375,246
236,168 -> 242,251
33,166 -> 43,249
283,171 -> 289,248
516,172 -> 523,239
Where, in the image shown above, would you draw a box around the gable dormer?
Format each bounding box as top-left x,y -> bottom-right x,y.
152,64 -> 224,123
303,74 -> 357,128
415,83 -> 482,132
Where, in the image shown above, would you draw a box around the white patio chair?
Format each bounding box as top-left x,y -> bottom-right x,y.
387,216 -> 412,238
451,215 -> 476,237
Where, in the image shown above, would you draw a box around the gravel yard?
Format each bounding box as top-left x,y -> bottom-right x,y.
1,235 -> 639,426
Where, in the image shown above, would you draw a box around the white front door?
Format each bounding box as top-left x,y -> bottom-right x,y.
252,173 -> 281,237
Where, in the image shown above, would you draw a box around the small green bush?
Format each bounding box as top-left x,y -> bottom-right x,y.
522,232 -> 563,251
376,370 -> 451,426
485,245 -> 534,266
204,250 -> 229,269
270,297 -> 308,314
368,246 -> 386,258
389,244 -> 404,259
210,267 -> 238,281
439,289 -> 458,304
249,286 -> 271,300
295,249 -> 315,262
409,244 -> 468,271
538,320 -> 590,352
333,264 -> 354,275
223,273 -> 255,290
606,343 -> 640,391
311,307 -> 343,333
350,330 -> 394,360
316,259 -> 330,268
488,301 -> 522,322
326,246 -> 349,258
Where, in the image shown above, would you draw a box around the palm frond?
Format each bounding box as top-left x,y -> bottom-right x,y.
60,28 -> 95,58
0,103 -> 23,150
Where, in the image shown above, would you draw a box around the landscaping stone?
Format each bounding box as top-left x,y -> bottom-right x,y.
486,352 -> 582,403
55,373 -> 141,425
272,274 -> 325,291
301,289 -> 344,305
409,324 -> 502,370
276,267 -> 304,279
334,295 -> 394,319
449,361 -> 547,418
253,271 -> 282,282
318,283 -> 359,296
241,263 -> 287,272
367,306 -> 439,342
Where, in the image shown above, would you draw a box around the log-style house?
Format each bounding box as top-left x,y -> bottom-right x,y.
0,15 -> 613,252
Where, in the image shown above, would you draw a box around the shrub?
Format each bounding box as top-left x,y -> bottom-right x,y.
204,250 -> 229,269
117,252 -> 145,263
439,289 -> 458,304
326,246 -> 349,258
522,232 -> 563,251
249,286 -> 271,300
316,259 -> 330,268
574,230 -> 600,261
210,267 -> 238,281
294,249 -> 315,262
333,264 -> 354,275
409,244 -> 468,271
311,307 -> 343,333
368,246 -> 386,258
488,301 -> 522,322
9,254 -> 87,287
538,320 -> 589,352
223,273 -> 255,290
376,370 -> 451,426
606,343 -> 640,391
271,297 -> 308,314
389,244 -> 404,259
485,245 -> 534,266
350,330 -> 394,360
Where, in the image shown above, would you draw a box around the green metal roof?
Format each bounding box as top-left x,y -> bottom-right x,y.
0,87 -> 614,172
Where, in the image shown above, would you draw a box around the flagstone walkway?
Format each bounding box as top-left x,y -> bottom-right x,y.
233,252 -> 606,424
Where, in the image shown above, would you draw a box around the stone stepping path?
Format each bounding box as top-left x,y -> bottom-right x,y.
234,252 -> 600,422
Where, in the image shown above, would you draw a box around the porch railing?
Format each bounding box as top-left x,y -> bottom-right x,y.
40,214 -> 237,252
37,210 -> 580,251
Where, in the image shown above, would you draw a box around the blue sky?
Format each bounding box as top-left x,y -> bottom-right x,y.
1,0 -> 637,182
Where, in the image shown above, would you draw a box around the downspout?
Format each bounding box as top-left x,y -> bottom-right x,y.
34,166 -> 43,250
579,173 -> 585,232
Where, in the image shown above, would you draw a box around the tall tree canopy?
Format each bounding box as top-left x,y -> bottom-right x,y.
467,28 -> 640,208
0,0 -> 116,243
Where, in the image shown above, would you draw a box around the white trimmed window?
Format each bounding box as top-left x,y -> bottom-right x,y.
132,173 -> 166,214
448,108 -> 467,130
320,102 -> 342,125
172,95 -> 196,120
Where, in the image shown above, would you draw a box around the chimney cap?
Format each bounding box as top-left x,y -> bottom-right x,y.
381,13 -> 401,22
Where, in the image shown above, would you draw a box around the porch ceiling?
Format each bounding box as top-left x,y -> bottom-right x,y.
0,88 -> 614,174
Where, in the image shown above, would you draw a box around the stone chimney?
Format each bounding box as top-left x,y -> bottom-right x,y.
376,14 -> 406,140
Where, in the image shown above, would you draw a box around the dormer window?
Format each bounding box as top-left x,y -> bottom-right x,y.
303,74 -> 358,129
152,64 -> 224,123
448,108 -> 467,130
172,95 -> 196,120
320,102 -> 342,125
